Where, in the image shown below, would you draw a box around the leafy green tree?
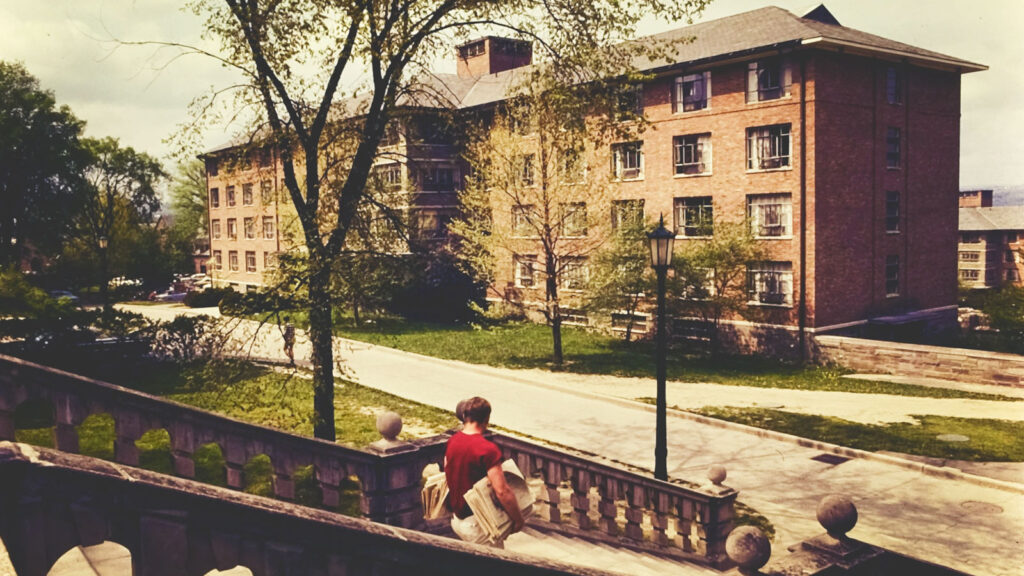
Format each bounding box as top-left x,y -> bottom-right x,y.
180,0 -> 708,439
165,159 -> 210,272
0,61 -> 87,267
76,137 -> 165,312
671,220 -> 768,356
585,215 -> 652,342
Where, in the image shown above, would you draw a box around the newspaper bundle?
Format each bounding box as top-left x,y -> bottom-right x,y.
422,470 -> 450,520
462,459 -> 535,543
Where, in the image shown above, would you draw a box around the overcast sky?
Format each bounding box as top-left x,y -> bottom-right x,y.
1,0 -> 1020,189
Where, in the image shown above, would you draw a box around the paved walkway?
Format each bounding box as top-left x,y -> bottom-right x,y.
120,305 -> 1024,576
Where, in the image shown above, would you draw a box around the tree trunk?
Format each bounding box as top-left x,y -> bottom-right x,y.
352,300 -> 361,327
545,257 -> 563,366
308,253 -> 336,441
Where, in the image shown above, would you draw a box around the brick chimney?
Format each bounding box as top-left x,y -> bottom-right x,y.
456,36 -> 532,79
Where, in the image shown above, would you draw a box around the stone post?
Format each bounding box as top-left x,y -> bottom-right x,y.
364,412 -> 424,530
700,464 -> 738,568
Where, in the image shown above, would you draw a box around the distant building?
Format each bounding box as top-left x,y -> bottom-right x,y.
958,197 -> 1024,288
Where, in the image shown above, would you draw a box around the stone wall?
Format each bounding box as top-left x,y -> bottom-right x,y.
814,335 -> 1024,387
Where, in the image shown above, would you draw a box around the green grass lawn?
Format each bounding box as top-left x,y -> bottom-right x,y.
689,406 -> 1024,462
313,315 -> 1018,401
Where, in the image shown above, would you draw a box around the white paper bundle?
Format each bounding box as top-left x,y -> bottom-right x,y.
463,459 -> 535,543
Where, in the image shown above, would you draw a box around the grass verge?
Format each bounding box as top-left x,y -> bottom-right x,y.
690,406 -> 1024,462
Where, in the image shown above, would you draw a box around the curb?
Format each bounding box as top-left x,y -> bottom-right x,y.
333,338 -> 1024,496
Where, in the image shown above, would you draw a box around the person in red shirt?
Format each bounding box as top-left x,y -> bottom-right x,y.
445,396 -> 525,546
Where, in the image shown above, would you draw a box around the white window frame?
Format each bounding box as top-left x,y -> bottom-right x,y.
611,141 -> 644,181
611,312 -> 648,334
244,217 -> 255,239
263,216 -> 275,239
674,71 -> 711,112
514,254 -> 537,288
228,251 -> 239,272
211,219 -> 221,239
748,194 -> 793,238
242,183 -> 254,206
747,125 -> 791,170
560,257 -> 588,291
747,59 -> 792,103
213,250 -> 222,271
512,205 -> 535,238
245,251 -> 257,273
560,202 -> 587,237
611,199 -> 644,230
748,261 -> 793,307
674,196 -> 713,238
227,218 -> 237,240
260,180 -> 274,204
673,133 -> 711,176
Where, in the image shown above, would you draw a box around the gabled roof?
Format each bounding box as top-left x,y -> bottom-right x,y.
960,207 -> 1024,232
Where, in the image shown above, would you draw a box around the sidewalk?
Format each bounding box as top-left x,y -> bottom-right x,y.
121,304 -> 1024,576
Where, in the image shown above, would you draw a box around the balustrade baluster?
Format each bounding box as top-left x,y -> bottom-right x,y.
114,411 -> 140,466
170,421 -> 196,478
570,469 -> 592,530
651,492 -> 670,547
223,436 -> 246,490
676,498 -> 695,552
597,475 -> 618,536
53,394 -> 80,454
623,484 -> 645,542
542,459 -> 562,523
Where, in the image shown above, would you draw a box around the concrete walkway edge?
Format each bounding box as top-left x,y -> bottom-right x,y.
328,338 -> 1024,496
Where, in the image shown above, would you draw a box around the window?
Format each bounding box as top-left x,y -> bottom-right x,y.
213,250 -> 222,270
560,257 -> 588,290
747,261 -> 793,306
960,251 -> 980,262
615,84 -> 643,121
961,233 -> 981,244
1008,269 -> 1020,282
227,219 -> 237,240
412,209 -> 451,240
460,40 -> 485,58
885,191 -> 900,232
560,202 -> 587,237
747,59 -> 791,102
674,197 -> 713,237
211,219 -> 221,239
373,164 -> 402,190
264,252 -> 276,268
1006,250 -> 1016,263
206,158 -> 219,176
960,269 -> 980,281
257,148 -> 273,168
560,147 -> 584,183
886,66 -> 903,105
210,188 -> 220,208
520,154 -> 535,187
562,308 -> 589,326
514,255 -> 537,288
245,251 -> 257,272
242,183 -> 253,206
747,125 -> 791,170
886,127 -> 901,168
417,165 -> 454,191
228,251 -> 239,271
611,199 -> 644,230
512,205 -> 534,237
226,185 -> 236,207
611,142 -> 644,180
885,255 -> 899,296
748,194 -> 792,237
244,217 -> 255,239
263,216 -> 275,239
674,71 -> 710,112
612,312 -> 647,334
673,133 -> 711,175
260,180 -> 274,204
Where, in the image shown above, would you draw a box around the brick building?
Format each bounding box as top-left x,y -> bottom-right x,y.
958,191 -> 1024,288
203,5 -> 984,351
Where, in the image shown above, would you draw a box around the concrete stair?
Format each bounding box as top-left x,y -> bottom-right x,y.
504,527 -> 720,576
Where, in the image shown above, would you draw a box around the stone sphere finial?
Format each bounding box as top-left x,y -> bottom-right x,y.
376,411 -> 403,441
816,495 -> 858,538
726,526 -> 771,575
707,464 -> 727,485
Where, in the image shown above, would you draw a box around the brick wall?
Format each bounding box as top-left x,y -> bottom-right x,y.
814,335 -> 1024,387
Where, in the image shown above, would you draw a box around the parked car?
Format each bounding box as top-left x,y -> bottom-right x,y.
109,276 -> 142,288
48,290 -> 80,305
153,291 -> 188,303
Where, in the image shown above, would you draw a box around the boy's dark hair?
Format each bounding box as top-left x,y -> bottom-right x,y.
461,397 -> 491,425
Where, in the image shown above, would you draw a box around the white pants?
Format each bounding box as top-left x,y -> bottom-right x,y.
450,515 -> 504,549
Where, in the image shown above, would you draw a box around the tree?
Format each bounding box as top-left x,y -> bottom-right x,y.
166,159 -> 210,272
181,0 -> 708,439
0,61 -> 87,267
77,137 -> 165,313
671,220 -> 768,356
585,213 -> 652,342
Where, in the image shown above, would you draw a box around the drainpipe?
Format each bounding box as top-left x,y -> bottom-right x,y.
798,57 -> 808,363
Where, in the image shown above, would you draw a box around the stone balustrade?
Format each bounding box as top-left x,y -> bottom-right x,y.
0,442 -> 619,576
490,434 -> 738,568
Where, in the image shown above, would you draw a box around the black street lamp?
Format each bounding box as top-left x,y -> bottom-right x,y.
98,236 -> 110,316
647,215 -> 675,481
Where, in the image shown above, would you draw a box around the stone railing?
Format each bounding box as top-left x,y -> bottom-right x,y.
0,353 -> 736,568
0,442 -> 619,576
490,434 -> 738,568
0,353 -> 440,528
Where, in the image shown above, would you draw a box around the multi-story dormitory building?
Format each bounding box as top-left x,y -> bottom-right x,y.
202,5 -> 984,353
958,190 -> 1024,289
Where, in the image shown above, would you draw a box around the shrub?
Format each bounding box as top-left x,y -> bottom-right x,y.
185,287 -> 237,308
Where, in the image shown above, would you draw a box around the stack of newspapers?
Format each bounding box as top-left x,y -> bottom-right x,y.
462,459 -> 535,543
422,470 -> 450,520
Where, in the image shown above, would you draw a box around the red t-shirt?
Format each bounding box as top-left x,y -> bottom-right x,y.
444,431 -> 503,517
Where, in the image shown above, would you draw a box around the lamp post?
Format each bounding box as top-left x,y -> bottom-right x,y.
647,215 -> 675,481
98,236 -> 109,316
